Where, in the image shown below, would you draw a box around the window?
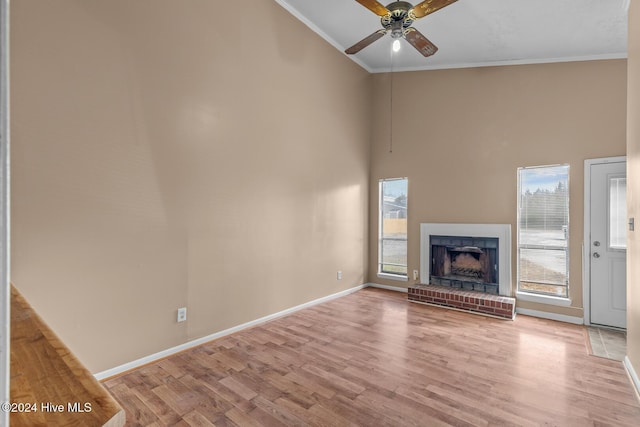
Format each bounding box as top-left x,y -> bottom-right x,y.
517,165 -> 569,297
379,178 -> 408,279
610,177 -> 627,249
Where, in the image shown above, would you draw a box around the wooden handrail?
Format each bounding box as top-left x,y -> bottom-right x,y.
10,284 -> 125,426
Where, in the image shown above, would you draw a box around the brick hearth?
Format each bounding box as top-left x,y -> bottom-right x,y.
408,284 -> 515,320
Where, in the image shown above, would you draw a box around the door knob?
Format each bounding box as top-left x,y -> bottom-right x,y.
593,252 -> 601,258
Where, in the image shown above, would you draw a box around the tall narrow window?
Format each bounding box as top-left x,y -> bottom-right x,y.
379,178 -> 408,279
518,165 -> 570,297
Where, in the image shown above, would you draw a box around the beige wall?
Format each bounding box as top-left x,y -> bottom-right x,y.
369,60 -> 628,318
10,0 -> 371,372
10,0 -> 634,375
627,1 -> 640,379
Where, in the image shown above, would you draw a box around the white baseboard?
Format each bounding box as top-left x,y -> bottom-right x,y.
365,282 -> 408,293
94,284 -> 366,381
624,356 -> 640,402
97,284 -> 590,380
516,307 -> 583,325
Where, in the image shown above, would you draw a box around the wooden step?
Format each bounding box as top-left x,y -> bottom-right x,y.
10,284 -> 125,426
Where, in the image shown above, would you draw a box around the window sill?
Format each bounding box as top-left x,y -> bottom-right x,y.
377,272 -> 408,282
516,291 -> 572,307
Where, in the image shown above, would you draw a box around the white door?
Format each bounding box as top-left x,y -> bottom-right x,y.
589,160 -> 627,328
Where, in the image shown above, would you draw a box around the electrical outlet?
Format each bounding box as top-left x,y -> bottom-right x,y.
177,307 -> 187,322
413,270 -> 419,281
337,271 -> 342,280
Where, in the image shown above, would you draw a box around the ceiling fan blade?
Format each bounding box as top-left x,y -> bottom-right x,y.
345,30 -> 387,55
411,0 -> 459,19
404,28 -> 438,57
355,0 -> 390,17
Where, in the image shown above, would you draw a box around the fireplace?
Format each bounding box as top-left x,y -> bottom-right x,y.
429,235 -> 499,294
420,223 -> 512,297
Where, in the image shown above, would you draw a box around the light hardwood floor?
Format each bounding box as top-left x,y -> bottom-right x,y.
104,288 -> 640,426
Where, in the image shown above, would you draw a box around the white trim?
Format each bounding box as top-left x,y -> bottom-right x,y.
516,307 -> 583,325
583,156 -> 627,326
624,356 -> 640,402
0,0 -> 9,423
369,53 -> 628,73
366,282 -> 408,293
515,291 -> 572,307
420,223 -> 512,296
94,284 -> 366,380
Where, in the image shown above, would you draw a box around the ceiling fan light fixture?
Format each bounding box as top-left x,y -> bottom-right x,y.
392,39 -> 401,52
345,0 -> 459,57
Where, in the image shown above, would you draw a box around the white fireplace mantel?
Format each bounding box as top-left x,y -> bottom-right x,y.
420,223 -> 512,297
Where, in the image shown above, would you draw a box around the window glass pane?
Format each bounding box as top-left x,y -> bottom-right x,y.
379,178 -> 407,276
519,248 -> 567,284
517,165 -> 569,297
380,239 -> 407,275
519,165 -> 569,234
609,177 -> 627,249
382,217 -> 406,238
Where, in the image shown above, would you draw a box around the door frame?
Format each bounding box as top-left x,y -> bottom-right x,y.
583,156 -> 627,326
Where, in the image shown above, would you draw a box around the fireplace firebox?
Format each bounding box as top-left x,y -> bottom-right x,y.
430,235 -> 499,294
420,223 -> 511,297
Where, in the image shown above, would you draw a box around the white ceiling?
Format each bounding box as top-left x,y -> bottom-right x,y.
274,0 -> 629,73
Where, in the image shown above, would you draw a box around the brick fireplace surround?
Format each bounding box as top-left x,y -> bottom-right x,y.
408,284 -> 516,320
414,223 -> 516,320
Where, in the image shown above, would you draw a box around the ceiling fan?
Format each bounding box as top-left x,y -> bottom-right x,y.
345,0 -> 459,57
